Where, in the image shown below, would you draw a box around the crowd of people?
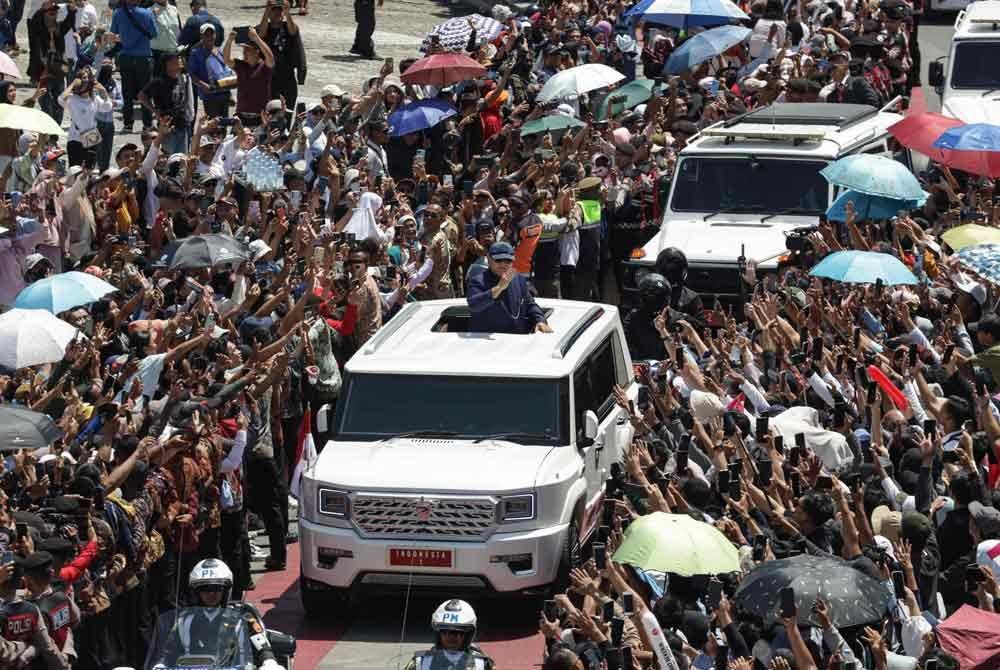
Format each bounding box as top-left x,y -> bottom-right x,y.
0,0 -> 997,667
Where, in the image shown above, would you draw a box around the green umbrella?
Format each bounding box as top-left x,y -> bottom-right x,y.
520,114 -> 586,136
596,80 -> 658,121
612,512 -> 740,576
941,224 -> 1000,252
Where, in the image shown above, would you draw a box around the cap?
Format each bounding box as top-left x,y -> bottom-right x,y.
20,551 -> 53,575
321,84 -> 345,98
42,148 -> 65,162
871,505 -> 902,542
199,135 -> 220,149
970,501 -> 1000,537
199,22 -> 215,33
37,537 -> 74,556
488,241 -> 515,261
215,195 -> 237,208
265,99 -> 283,113
24,253 -> 50,271
115,142 -> 138,158
576,175 -> 602,193
167,152 -> 187,165
60,164 -> 84,185
102,167 -> 123,180
900,511 -> 933,543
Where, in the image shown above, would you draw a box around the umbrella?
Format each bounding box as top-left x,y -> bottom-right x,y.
169,234 -> 250,270
0,405 -> 63,451
825,188 -> 927,223
954,242 -> 1000,285
889,113 -> 1000,177
0,103 -> 64,136
14,271 -> 118,313
929,123 -> 1000,177
388,99 -> 456,137
734,554 -> 893,628
820,154 -> 925,200
937,604 -> 1000,670
596,80 -> 657,121
612,512 -> 740,576
400,53 -> 486,87
0,52 -> 21,79
537,63 -> 625,104
520,114 -> 586,136
942,224 -> 1000,252
424,14 -> 504,52
624,0 -> 749,28
664,25 -> 751,75
809,250 -> 918,285
0,309 -> 78,370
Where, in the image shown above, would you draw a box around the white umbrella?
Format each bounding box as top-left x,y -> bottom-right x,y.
537,64 -> 626,103
0,309 -> 78,371
0,52 -> 21,79
0,104 -> 65,136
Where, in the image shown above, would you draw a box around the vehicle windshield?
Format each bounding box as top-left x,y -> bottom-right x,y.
145,607 -> 254,670
950,41 -> 1000,89
336,374 -> 569,444
670,156 -> 829,214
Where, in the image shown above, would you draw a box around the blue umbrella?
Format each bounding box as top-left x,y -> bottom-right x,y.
14,270 -> 118,314
664,25 -> 751,74
388,99 -> 456,137
932,123 -> 1000,151
953,243 -> 1000,285
809,250 -> 917,285
820,154 -> 925,200
625,0 -> 749,28
826,189 -> 927,223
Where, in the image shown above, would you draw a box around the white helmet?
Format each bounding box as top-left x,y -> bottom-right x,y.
189,558 -> 233,605
431,599 -> 477,642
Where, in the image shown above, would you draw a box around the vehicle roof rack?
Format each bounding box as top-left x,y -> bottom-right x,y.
361,301 -> 422,355
736,103 -> 879,128
966,1 -> 1000,26
700,126 -> 826,144
552,306 -> 605,359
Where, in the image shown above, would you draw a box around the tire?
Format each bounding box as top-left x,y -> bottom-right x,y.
551,514 -> 580,595
299,577 -> 351,619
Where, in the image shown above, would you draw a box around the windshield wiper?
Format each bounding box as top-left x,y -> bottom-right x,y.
473,432 -> 561,444
761,207 -> 816,223
387,430 -> 461,440
982,88 -> 1000,97
703,212 -> 721,221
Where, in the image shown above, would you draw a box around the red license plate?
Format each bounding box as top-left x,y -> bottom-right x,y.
388,548 -> 453,568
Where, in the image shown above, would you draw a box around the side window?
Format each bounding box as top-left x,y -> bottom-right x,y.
588,338 -> 617,420
573,366 -> 593,440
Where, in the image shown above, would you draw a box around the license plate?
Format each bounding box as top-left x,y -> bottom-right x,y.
388,548 -> 453,568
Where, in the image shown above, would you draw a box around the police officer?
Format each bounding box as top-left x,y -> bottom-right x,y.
531,190 -> 565,299
406,600 -> 495,670
654,247 -> 704,321
624,273 -> 671,361
0,556 -> 70,670
147,558 -> 283,670
572,176 -> 603,301
22,552 -> 78,661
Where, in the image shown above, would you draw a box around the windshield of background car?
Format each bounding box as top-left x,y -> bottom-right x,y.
950,41 -> 1000,89
670,156 -> 829,214
335,374 -> 570,444
145,608 -> 253,670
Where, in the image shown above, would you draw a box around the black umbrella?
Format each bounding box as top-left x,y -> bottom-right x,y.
733,554 -> 893,628
168,234 -> 250,271
0,405 -> 64,451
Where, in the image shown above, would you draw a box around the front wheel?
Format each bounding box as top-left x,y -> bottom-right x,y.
299,576 -> 351,619
551,516 -> 580,596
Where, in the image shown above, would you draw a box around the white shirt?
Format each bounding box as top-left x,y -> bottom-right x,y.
59,92 -> 113,140
365,140 -> 388,179
74,1 -> 98,29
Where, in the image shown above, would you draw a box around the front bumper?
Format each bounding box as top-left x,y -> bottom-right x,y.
621,260 -> 746,307
299,518 -> 567,593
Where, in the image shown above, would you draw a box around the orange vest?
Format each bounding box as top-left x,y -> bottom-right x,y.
513,223 -> 542,275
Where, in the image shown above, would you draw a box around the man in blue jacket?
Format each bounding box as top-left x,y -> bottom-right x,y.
467,242 -> 553,335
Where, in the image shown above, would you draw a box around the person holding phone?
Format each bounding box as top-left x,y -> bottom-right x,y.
255,0 -> 306,109
413,204 -> 454,301
222,25 -> 275,117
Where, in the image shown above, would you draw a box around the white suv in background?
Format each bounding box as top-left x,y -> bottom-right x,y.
929,1 -> 1000,124
297,299 -> 636,613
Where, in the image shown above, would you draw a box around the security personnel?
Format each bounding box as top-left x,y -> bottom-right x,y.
573,176 -> 603,301
624,273 -> 671,361
22,552 -> 77,658
531,190 -> 565,299
655,247 -> 704,321
406,600 -> 495,670
0,557 -> 70,670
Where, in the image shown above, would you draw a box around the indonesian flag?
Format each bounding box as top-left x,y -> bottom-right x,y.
727,393 -> 746,413
290,408 -> 318,499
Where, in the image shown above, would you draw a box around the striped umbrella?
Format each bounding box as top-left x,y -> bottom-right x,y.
423,14 -> 504,52
625,0 -> 749,28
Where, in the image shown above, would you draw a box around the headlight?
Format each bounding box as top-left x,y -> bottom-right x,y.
318,488 -> 350,518
498,494 -> 535,522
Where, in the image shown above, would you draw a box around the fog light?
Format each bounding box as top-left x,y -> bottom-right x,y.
317,547 -> 353,569
490,553 -> 532,564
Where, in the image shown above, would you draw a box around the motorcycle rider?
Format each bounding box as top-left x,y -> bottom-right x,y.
406,599 -> 495,670
624,273 -> 671,361
146,558 -> 283,670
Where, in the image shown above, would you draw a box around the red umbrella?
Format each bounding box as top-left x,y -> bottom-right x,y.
937,604 -> 1000,670
400,53 -> 486,87
889,113 -> 1000,177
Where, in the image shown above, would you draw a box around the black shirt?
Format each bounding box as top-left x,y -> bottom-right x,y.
141,74 -> 193,124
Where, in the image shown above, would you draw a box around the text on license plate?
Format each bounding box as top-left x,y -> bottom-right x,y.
388,548 -> 453,568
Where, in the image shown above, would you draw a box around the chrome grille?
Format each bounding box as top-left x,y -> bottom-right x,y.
351,494 -> 497,540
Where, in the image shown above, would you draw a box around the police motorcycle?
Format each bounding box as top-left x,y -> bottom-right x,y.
123,559 -> 296,670
404,600 -> 495,670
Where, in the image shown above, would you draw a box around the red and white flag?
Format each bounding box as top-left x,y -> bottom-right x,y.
290,408 -> 317,499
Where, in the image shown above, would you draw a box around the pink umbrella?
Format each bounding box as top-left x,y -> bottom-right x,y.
937,604 -> 1000,670
889,112 -> 1000,177
400,53 -> 485,87
0,51 -> 21,79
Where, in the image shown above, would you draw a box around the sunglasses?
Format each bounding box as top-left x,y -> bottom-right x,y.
198,585 -> 224,593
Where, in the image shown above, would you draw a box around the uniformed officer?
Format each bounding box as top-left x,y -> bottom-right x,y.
0,557 -> 70,670
406,599 -> 495,670
22,551 -> 78,660
624,272 -> 671,361
572,176 -> 604,301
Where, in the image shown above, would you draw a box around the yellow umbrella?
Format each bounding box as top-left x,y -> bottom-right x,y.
942,224 -> 1000,252
0,104 -> 65,136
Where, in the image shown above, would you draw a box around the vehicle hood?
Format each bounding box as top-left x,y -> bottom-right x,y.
312,439 -> 556,493
943,92 -> 1000,124
644,214 -> 816,267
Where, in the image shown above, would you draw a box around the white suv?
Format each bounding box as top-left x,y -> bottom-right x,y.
298,299 -> 636,612
929,1 -> 1000,124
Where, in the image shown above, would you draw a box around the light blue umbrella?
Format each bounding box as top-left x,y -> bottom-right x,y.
388,99 -> 457,137
14,270 -> 118,314
932,123 -> 1000,151
820,154 -> 925,201
625,0 -> 749,28
953,243 -> 1000,285
826,189 -> 927,223
809,250 -> 917,285
664,25 -> 751,75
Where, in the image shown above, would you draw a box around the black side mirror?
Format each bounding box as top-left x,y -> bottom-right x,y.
928,61 -> 944,89
267,630 -> 296,659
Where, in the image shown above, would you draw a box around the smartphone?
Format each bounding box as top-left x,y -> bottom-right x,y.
462,179 -> 474,198
773,435 -> 784,455
923,418 -> 937,437
812,336 -> 824,362
295,101 -> 306,115
728,476 -> 742,501
752,534 -> 767,562
908,343 -> 918,367
816,475 -> 833,490
384,56 -> 394,73
892,570 -> 906,598
235,25 -> 251,43
867,381 -> 877,404
674,346 -> 684,368
966,564 -> 983,592
603,498 -> 616,525
925,661 -> 938,670
623,592 -> 634,615
943,344 -> 955,365
637,385 -> 650,408
204,312 -> 216,331
0,551 -> 12,566
597,525 -> 611,544
875,278 -> 884,294
779,586 -> 796,618
15,523 -> 27,540
790,470 -> 802,498
757,458 -> 773,487
75,514 -> 89,539
610,616 -> 625,646
853,327 -> 861,349
715,645 -> 729,670
942,449 -> 961,464
544,599 -> 558,621
622,647 -> 634,670
755,416 -> 768,441
602,599 -> 615,623
675,447 -> 689,474
729,459 -> 743,477
789,445 -> 801,468
718,470 -> 730,494
706,579 -> 723,610
593,542 -> 607,570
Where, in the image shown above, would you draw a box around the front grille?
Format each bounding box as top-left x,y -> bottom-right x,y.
351,494 -> 497,541
686,265 -> 741,297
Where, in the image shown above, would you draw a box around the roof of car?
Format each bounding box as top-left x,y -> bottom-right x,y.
957,1 -> 1000,37
345,298 -> 622,378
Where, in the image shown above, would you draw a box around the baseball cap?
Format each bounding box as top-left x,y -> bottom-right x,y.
871,505 -> 902,543
970,501 -> 1000,537
265,99 -> 283,113
488,241 -> 515,261
321,84 -> 345,98
199,22 -> 215,33
900,511 -> 933,544
24,253 -> 50,271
